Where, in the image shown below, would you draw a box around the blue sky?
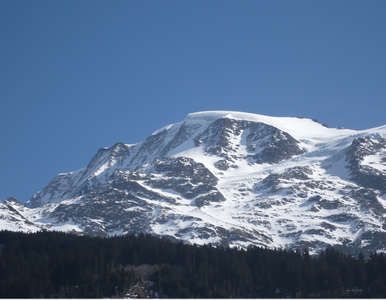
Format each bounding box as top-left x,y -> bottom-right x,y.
1,0 -> 386,204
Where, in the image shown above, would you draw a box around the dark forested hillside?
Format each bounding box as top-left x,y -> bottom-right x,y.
0,230 -> 386,298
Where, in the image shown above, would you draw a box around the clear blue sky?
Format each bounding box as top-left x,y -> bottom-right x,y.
1,0 -> 385,204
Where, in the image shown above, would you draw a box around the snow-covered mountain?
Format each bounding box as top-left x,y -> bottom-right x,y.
2,111 -> 386,256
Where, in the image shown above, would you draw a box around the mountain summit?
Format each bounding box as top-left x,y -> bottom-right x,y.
2,111 -> 386,256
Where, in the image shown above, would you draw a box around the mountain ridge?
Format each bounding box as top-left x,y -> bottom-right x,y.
2,111 -> 386,256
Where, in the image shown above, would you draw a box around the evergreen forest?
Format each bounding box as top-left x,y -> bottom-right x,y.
1,230 -> 386,298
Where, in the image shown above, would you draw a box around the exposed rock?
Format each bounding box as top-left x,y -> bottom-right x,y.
346,137 -> 386,194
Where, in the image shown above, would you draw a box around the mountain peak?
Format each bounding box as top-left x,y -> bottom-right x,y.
4,111 -> 386,257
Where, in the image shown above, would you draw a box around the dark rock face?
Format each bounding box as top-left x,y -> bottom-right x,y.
147,157 -> 225,206
350,188 -> 386,215
194,118 -> 248,156
346,137 -> 386,194
151,157 -> 218,186
214,160 -> 230,171
246,122 -> 305,164
194,118 -> 304,164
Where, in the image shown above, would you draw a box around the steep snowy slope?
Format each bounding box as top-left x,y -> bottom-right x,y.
2,111 -> 386,256
0,198 -> 43,232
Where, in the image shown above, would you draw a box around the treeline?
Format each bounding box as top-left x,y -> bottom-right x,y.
0,231 -> 386,298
